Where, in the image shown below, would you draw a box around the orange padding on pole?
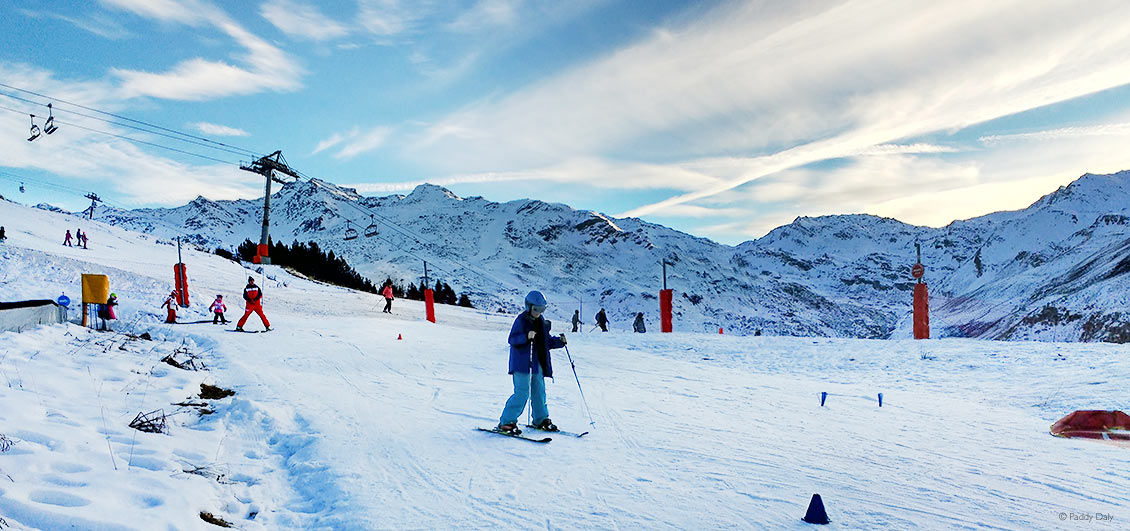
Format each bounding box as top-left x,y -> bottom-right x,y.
173,263 -> 190,306
257,243 -> 269,257
424,289 -> 436,323
660,289 -> 673,333
913,283 -> 929,339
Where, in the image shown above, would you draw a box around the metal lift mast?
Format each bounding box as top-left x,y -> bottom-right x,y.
239,150 -> 300,264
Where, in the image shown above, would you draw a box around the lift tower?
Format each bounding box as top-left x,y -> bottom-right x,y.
240,151 -> 300,264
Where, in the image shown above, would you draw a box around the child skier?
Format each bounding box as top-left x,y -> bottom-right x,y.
161,290 -> 178,323
633,312 -> 646,333
63,230 -> 73,247
236,276 -> 270,331
210,294 -> 228,324
497,291 -> 567,435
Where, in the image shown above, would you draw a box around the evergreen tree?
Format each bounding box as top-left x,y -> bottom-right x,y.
457,293 -> 473,308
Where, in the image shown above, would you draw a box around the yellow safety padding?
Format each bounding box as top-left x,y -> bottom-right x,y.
81,274 -> 110,303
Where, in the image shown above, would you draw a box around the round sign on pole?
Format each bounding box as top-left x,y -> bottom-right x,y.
57,294 -> 71,307
911,263 -> 925,279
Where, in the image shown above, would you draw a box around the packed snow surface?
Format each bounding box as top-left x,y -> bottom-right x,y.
0,198 -> 1128,529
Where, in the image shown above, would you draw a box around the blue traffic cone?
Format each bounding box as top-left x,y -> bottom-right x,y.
802,493 -> 830,524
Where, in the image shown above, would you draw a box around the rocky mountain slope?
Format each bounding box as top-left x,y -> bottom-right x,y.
84,171 -> 1130,341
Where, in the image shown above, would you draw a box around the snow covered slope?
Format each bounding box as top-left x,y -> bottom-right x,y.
78,170 -> 1130,342
2,194 -> 1129,529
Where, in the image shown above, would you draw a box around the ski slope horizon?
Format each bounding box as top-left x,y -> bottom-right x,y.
1,197 -> 1128,529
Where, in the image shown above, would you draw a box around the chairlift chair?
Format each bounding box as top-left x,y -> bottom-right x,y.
364,215 -> 379,237
27,114 -> 40,142
44,103 -> 58,135
343,220 -> 358,241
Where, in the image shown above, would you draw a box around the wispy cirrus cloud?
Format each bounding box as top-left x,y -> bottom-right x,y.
101,0 -> 304,101
979,123 -> 1130,145
18,8 -> 132,40
407,0 -> 1130,232
320,126 -> 393,160
191,122 -> 250,136
260,0 -> 349,41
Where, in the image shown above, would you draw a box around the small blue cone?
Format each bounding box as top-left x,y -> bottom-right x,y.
820,392 -> 827,407
878,392 -> 883,407
802,493 -> 830,524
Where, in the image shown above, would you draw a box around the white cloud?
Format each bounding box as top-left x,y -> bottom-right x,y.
406,0 -> 1130,222
312,131 -> 348,155
979,123 -> 1130,145
191,122 -> 250,136
103,0 -> 304,101
19,9 -> 132,40
260,0 -> 349,41
447,0 -> 520,33
334,126 -> 392,160
357,0 -> 420,37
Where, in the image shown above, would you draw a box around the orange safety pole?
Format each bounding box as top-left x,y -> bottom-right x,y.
913,283 -> 929,339
424,288 -> 436,323
660,289 -> 673,333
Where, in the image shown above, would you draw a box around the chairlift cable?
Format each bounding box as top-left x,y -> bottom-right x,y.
0,82 -> 261,157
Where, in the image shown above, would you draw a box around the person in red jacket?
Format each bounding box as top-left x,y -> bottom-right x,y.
236,276 -> 270,331
210,294 -> 228,324
381,282 -> 395,313
161,290 -> 178,323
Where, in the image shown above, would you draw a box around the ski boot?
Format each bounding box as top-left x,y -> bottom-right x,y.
497,423 -> 521,435
533,418 -> 558,432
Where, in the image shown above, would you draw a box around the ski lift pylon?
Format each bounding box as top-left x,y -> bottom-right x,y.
343,220 -> 358,241
27,114 -> 40,142
364,215 -> 378,237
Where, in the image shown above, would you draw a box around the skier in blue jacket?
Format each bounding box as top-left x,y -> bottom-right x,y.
497,291 -> 567,434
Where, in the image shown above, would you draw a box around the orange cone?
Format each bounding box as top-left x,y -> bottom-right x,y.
397,333 -> 402,340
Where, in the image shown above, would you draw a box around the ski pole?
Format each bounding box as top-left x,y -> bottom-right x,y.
563,344 -> 595,428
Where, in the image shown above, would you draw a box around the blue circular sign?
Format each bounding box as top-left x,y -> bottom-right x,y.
57,294 -> 71,307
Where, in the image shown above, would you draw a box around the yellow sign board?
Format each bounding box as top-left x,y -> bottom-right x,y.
81,274 -> 110,304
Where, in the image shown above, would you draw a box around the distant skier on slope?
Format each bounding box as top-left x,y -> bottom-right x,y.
381,282 -> 395,314
496,291 -> 567,435
63,230 -> 73,247
571,310 -> 580,332
236,276 -> 271,332
161,291 -> 178,323
595,308 -> 608,332
210,294 -> 228,324
633,312 -> 646,333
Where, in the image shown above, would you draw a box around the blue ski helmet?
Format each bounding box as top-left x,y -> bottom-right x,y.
525,291 -> 547,313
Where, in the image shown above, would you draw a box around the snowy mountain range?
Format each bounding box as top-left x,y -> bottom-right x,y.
80,170 -> 1130,342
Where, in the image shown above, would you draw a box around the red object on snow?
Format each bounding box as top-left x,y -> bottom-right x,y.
173,263 -> 190,306
719,327 -> 723,334
397,334 -> 402,340
424,289 -> 436,323
660,289 -> 673,333
1051,410 -> 1130,447
913,283 -> 929,339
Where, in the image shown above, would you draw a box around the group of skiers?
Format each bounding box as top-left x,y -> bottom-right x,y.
63,228 -> 89,249
569,308 -> 647,333
159,276 -> 270,331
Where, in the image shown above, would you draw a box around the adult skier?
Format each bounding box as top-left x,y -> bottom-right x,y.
0,226 -> 6,241
381,282 -> 395,313
236,276 -> 271,331
595,308 -> 609,332
98,293 -> 117,331
633,312 -> 646,333
210,294 -> 228,324
63,230 -> 73,247
497,291 -> 567,435
571,310 -> 580,332
161,291 -> 178,323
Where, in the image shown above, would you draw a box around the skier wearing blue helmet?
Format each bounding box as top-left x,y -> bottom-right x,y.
497,290 -> 567,434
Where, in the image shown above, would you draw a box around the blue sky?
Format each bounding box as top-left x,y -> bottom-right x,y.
4,1 -> 1130,245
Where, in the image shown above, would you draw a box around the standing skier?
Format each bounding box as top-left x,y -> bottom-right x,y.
98,293 -> 118,331
210,294 -> 228,324
381,282 -> 395,313
571,310 -> 580,333
63,230 -> 73,247
497,291 -> 567,435
595,308 -> 609,332
236,276 -> 271,331
161,291 -> 178,323
633,312 -> 646,333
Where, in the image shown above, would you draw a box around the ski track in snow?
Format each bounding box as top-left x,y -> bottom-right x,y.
1,199 -> 1129,529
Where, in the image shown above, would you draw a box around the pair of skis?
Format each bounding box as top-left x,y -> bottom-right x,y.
476,425 -> 590,443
